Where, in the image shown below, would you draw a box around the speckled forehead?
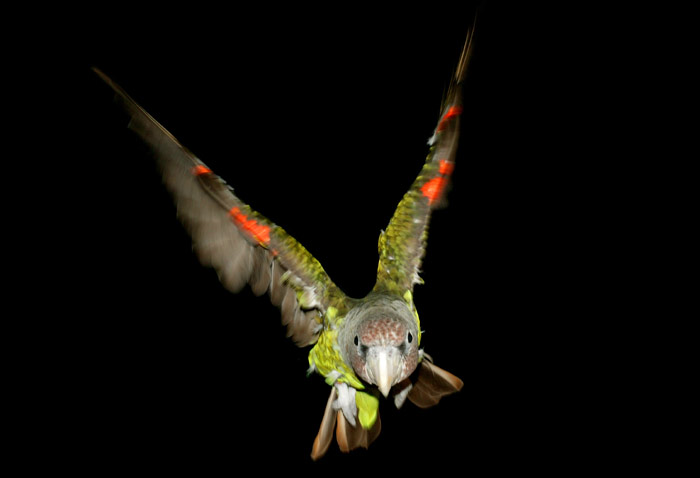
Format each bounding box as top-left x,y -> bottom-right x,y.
360,318 -> 406,345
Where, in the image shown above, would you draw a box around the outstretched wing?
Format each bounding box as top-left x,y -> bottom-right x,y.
373,21 -> 476,295
94,68 -> 344,347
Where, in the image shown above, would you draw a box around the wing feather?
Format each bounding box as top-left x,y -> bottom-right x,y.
248,247 -> 272,296
94,68 -> 345,346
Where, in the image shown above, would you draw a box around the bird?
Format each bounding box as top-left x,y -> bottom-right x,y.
93,21 -> 475,460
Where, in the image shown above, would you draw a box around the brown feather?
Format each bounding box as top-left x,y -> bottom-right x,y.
280,288 -> 297,327
248,247 -> 271,296
268,260 -> 286,306
311,387 -> 338,461
335,410 -> 382,453
407,360 -> 463,409
335,411 -> 351,453
217,245 -> 253,293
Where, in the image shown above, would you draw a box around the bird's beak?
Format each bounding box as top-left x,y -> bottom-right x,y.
366,347 -> 403,397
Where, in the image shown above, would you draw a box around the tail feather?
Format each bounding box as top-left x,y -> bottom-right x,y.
336,410 -> 381,453
311,387 -> 338,460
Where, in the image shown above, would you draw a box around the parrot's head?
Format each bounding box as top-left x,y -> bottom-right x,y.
343,302 -> 420,397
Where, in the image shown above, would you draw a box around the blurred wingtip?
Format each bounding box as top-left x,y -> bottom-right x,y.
438,9 -> 479,115
455,11 -> 479,86
91,66 -> 112,86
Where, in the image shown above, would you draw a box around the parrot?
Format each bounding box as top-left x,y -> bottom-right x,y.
93,22 -> 475,460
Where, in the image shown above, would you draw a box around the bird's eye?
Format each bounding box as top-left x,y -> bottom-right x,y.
407,332 -> 413,344
354,335 -> 359,346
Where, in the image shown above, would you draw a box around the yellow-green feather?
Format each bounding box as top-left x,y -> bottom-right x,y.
270,225 -> 341,304
356,391 -> 379,429
308,310 -> 364,389
374,154 -> 443,298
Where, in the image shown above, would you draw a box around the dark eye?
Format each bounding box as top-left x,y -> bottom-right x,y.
407,332 -> 413,344
354,335 -> 359,346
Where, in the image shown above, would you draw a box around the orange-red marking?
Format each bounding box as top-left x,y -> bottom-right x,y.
436,105 -> 463,132
421,177 -> 447,205
422,160 -> 454,204
439,159 -> 455,176
445,105 -> 463,119
192,165 -> 213,176
229,207 -> 271,245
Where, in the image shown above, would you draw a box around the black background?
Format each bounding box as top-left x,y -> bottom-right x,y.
41,2 -> 636,474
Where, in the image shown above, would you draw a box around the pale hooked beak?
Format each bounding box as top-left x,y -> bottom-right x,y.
366,347 -> 403,397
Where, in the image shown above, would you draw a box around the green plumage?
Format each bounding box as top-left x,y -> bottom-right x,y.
308,306 -> 364,389
374,156 -> 440,296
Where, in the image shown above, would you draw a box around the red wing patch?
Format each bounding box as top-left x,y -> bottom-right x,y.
439,159 -> 455,176
421,160 -> 455,205
421,177 -> 448,205
436,105 -> 463,132
229,207 -> 271,246
192,165 -> 213,176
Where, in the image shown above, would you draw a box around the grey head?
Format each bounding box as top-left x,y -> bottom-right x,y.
339,293 -> 420,396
